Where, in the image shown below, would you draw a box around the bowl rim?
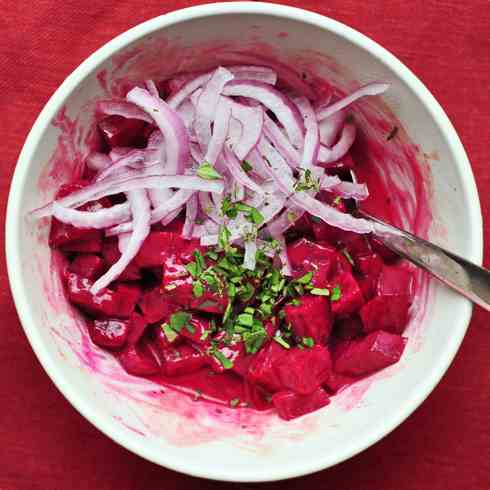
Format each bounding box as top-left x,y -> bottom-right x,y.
6,1 -> 483,482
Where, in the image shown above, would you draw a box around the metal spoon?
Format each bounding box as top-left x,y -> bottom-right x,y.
349,170 -> 490,311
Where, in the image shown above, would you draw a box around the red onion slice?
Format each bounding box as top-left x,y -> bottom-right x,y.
295,96 -> 320,169
195,67 -> 234,151
86,152 -> 111,171
91,189 -> 151,293
317,122 -> 356,164
182,193 -> 199,240
316,82 -> 390,121
199,191 -> 222,224
204,98 -> 232,165
145,80 -> 159,97
257,138 -> 295,195
227,65 -> 277,85
263,114 -> 301,168
167,72 -> 213,109
318,109 -> 346,147
127,87 -> 189,176
227,99 -> 263,160
118,232 -> 131,253
222,80 -> 305,149
289,192 -> 374,234
95,149 -> 151,182
52,201 -> 131,229
243,239 -> 257,271
223,146 -> 264,196
321,175 -> 369,201
96,100 -> 153,124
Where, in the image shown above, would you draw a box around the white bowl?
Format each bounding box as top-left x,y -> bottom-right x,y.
6,2 -> 482,482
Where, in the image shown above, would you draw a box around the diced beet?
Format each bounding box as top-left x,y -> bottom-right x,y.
135,231 -> 203,268
283,295 -> 332,344
332,251 -> 353,276
102,238 -> 141,281
162,256 -> 228,314
162,217 -> 185,234
357,276 -> 377,301
245,381 -> 273,411
287,238 -> 336,288
334,330 -> 405,376
360,295 -> 411,334
179,315 -> 211,345
341,232 -> 372,258
49,218 -> 102,248
323,372 -> 356,394
377,265 -> 413,298
88,318 -> 129,349
356,253 -> 383,278
247,341 -> 288,393
272,388 -> 330,420
154,325 -> 183,350
329,272 -> 365,317
275,345 -> 332,395
59,237 -> 103,253
315,191 -> 347,212
161,345 -> 208,376
231,345 -> 254,378
118,344 -> 160,376
289,213 -> 312,236
334,315 -> 363,340
138,287 -> 180,323
66,273 -> 138,318
126,312 -> 147,346
370,236 -> 399,263
68,254 -> 105,280
67,273 -> 123,318
113,283 -> 142,316
98,115 -> 148,148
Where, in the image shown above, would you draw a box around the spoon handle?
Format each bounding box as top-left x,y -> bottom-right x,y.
362,211 -> 490,311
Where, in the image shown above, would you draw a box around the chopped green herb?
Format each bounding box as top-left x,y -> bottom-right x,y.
230,397 -> 241,408
185,262 -> 199,278
243,328 -> 267,354
290,298 -> 301,306
227,282 -> 237,298
186,323 -> 196,334
161,323 -> 179,342
193,389 -> 202,401
237,313 -> 254,327
287,211 -> 297,223
241,160 -> 253,173
200,330 -> 210,341
294,168 -> 320,192
194,250 -> 205,270
310,215 -> 322,223
218,225 -> 231,251
197,162 -> 223,180
310,287 -> 330,296
330,285 -> 342,302
164,283 -> 177,291
333,196 -> 342,206
296,271 -> 313,284
223,302 -> 233,324
199,300 -> 218,309
302,336 -> 315,348
192,281 -> 204,298
273,336 -> 291,349
212,349 -> 233,369
342,249 -> 355,266
238,283 -> 255,302
246,208 -> 264,225
205,250 -> 219,261
169,312 -> 192,332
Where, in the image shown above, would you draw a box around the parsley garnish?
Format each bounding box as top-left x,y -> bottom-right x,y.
273,336 -> 291,349
241,160 -> 253,173
302,337 -> 315,348
169,312 -> 192,332
294,169 -> 320,192
342,249 -> 355,266
310,287 -> 330,296
197,162 -> 222,180
230,398 -> 241,408
330,285 -> 342,302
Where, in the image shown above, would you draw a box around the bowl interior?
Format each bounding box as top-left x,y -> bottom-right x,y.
7,4 -> 481,482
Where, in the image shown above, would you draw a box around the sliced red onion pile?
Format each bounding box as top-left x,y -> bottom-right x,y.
32,66 -> 389,290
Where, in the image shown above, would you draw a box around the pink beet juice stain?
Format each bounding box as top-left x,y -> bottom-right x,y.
36,38 -> 435,442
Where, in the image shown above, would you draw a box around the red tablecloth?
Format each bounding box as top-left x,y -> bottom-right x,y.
1,1 -> 490,488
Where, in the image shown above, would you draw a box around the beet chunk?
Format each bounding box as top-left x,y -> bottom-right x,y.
370,237 -> 399,263
377,265 -> 413,297
334,330 -> 405,376
98,115 -> 147,148
68,254 -> 105,280
334,315 -> 363,340
272,388 -> 330,420
247,341 -> 288,393
275,345 -> 332,395
161,345 -> 208,376
89,318 -> 129,349
59,237 -> 103,253
118,344 -> 160,376
66,273 -> 138,318
360,295 -> 411,334
287,238 -> 336,287
126,312 -> 147,346
329,271 -> 364,317
138,287 -> 179,324
283,295 -> 333,344
102,238 -> 141,281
